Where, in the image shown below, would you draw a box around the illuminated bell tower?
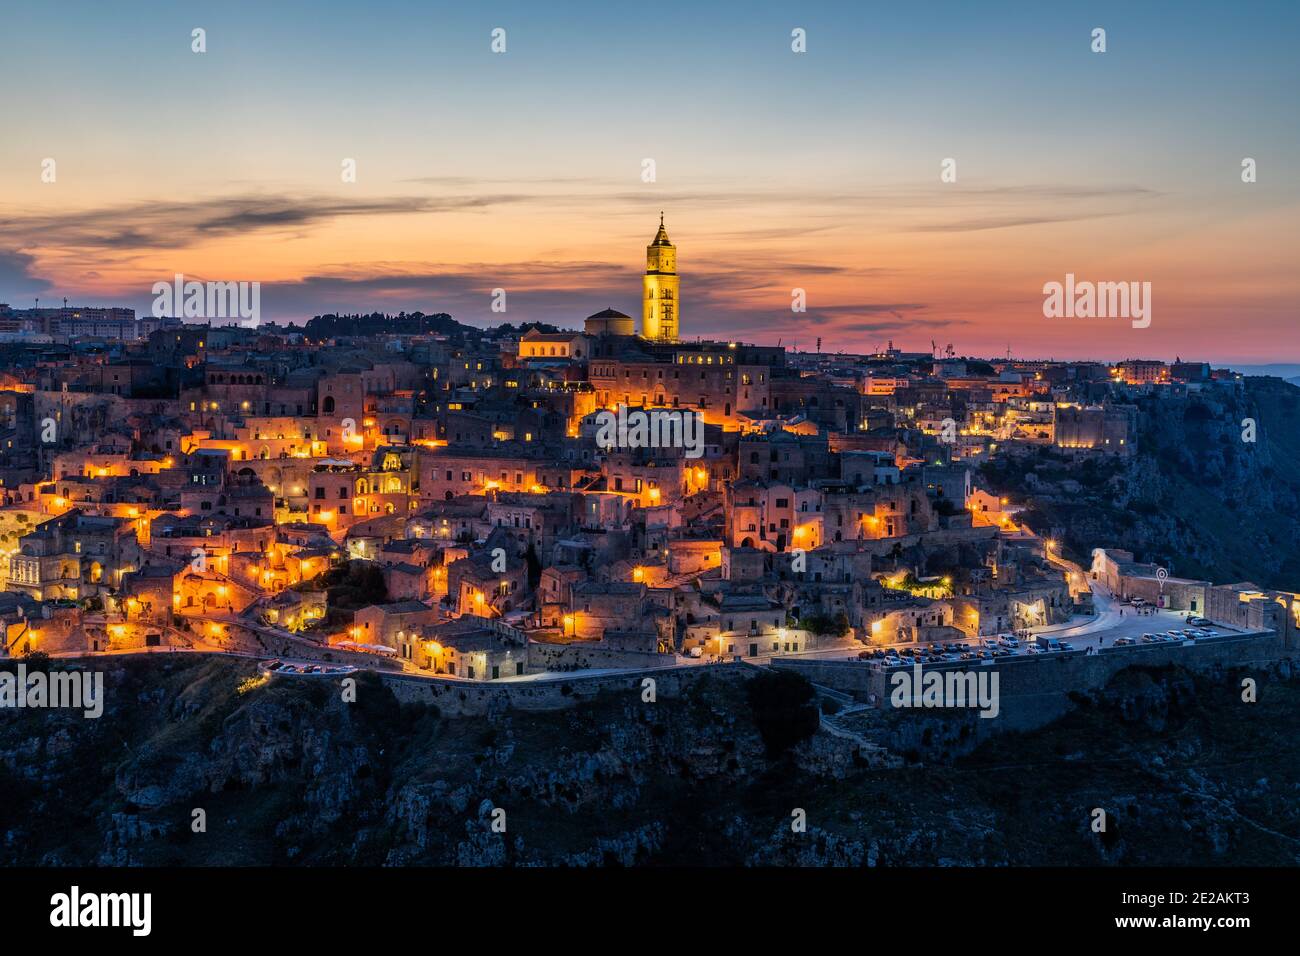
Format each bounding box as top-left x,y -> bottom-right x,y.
642,212 -> 679,341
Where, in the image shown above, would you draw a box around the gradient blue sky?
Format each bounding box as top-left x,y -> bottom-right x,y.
1,0 -> 1297,362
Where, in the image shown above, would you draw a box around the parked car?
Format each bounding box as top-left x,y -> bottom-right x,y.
1114,637 -> 1135,646
1059,642 -> 1075,652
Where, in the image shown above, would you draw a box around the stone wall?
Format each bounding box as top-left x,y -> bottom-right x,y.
380,660 -> 742,716
526,641 -> 674,672
1119,575 -> 1208,612
773,631 -> 1282,733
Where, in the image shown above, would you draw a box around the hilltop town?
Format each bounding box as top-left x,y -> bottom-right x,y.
0,219 -> 1295,718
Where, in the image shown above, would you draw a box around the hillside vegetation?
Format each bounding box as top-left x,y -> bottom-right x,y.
2,655 -> 1296,866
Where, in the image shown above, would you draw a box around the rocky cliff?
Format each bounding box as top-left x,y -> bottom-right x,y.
980,377 -> 1300,588
2,654 -> 1297,866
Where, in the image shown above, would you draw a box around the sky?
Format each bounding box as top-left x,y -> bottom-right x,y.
1,0 -> 1297,363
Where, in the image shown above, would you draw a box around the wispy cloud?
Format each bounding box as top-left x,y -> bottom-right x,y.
0,179 -> 1166,354
0,193 -> 524,252
238,257 -> 931,350
0,249 -> 53,297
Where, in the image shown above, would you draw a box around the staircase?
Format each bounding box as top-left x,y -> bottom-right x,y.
810,681 -> 893,757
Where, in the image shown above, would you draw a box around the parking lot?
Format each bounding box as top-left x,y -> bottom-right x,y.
857,585 -> 1238,670
858,621 -> 1232,669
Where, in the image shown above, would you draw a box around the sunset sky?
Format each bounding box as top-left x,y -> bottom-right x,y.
1,0 -> 1297,362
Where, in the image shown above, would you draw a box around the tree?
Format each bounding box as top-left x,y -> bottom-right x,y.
296,560 -> 388,610
524,543 -> 542,590
800,611 -> 850,636
745,670 -> 820,756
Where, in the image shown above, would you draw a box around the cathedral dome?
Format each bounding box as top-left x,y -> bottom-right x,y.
585,307 -> 634,336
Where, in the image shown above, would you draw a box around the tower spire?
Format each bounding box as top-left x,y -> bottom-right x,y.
643,213 -> 679,341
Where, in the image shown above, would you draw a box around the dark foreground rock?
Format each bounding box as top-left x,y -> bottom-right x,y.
1,655 -> 1296,866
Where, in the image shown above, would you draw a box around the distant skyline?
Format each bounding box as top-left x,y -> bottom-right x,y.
1,0 -> 1297,362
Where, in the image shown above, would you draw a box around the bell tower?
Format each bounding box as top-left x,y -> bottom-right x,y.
642,213 -> 679,341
